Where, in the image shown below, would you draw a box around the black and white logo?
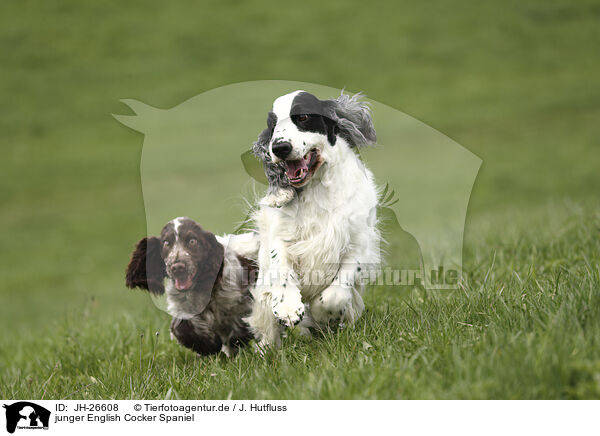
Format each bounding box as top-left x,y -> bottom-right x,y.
3,402 -> 50,434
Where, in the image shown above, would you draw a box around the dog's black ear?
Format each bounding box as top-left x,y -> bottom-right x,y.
253,110 -> 291,194
323,92 -> 376,148
252,111 -> 276,162
323,115 -> 338,146
196,231 -> 225,295
125,237 -> 166,294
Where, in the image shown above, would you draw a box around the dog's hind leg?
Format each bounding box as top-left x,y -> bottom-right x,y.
309,253 -> 371,328
297,304 -> 315,336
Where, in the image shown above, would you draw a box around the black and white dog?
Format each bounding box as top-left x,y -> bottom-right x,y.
246,91 -> 381,347
126,217 -> 258,356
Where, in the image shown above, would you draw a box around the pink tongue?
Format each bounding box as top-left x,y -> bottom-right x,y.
175,276 -> 193,290
286,158 -> 309,179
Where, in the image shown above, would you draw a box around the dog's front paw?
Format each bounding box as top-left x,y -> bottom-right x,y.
262,188 -> 295,208
271,286 -> 304,328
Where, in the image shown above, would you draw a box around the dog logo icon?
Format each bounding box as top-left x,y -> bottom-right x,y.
3,402 -> 50,433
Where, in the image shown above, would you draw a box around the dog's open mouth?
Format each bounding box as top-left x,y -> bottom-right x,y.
285,149 -> 322,187
173,273 -> 194,291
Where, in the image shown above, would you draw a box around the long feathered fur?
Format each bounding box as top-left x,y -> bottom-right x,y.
323,92 -> 376,147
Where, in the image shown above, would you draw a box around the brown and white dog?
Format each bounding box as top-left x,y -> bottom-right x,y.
125,217 -> 259,356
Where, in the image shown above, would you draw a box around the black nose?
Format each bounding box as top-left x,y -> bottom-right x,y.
272,141 -> 292,159
171,262 -> 186,275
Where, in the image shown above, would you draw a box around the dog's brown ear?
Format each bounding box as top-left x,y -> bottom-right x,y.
196,231 -> 225,295
125,237 -> 166,294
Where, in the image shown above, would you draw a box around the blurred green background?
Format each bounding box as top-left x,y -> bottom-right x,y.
1,0 -> 598,395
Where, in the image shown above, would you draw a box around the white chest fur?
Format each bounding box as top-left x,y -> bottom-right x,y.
258,145 -> 379,298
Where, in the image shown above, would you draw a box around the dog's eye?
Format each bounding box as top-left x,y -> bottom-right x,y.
297,114 -> 310,122
188,238 -> 198,246
163,240 -> 170,247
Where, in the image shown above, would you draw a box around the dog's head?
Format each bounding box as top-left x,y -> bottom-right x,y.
254,90 -> 376,189
125,217 -> 224,295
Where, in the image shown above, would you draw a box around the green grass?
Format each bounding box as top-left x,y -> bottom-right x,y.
1,0 -> 599,399
2,205 -> 599,399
